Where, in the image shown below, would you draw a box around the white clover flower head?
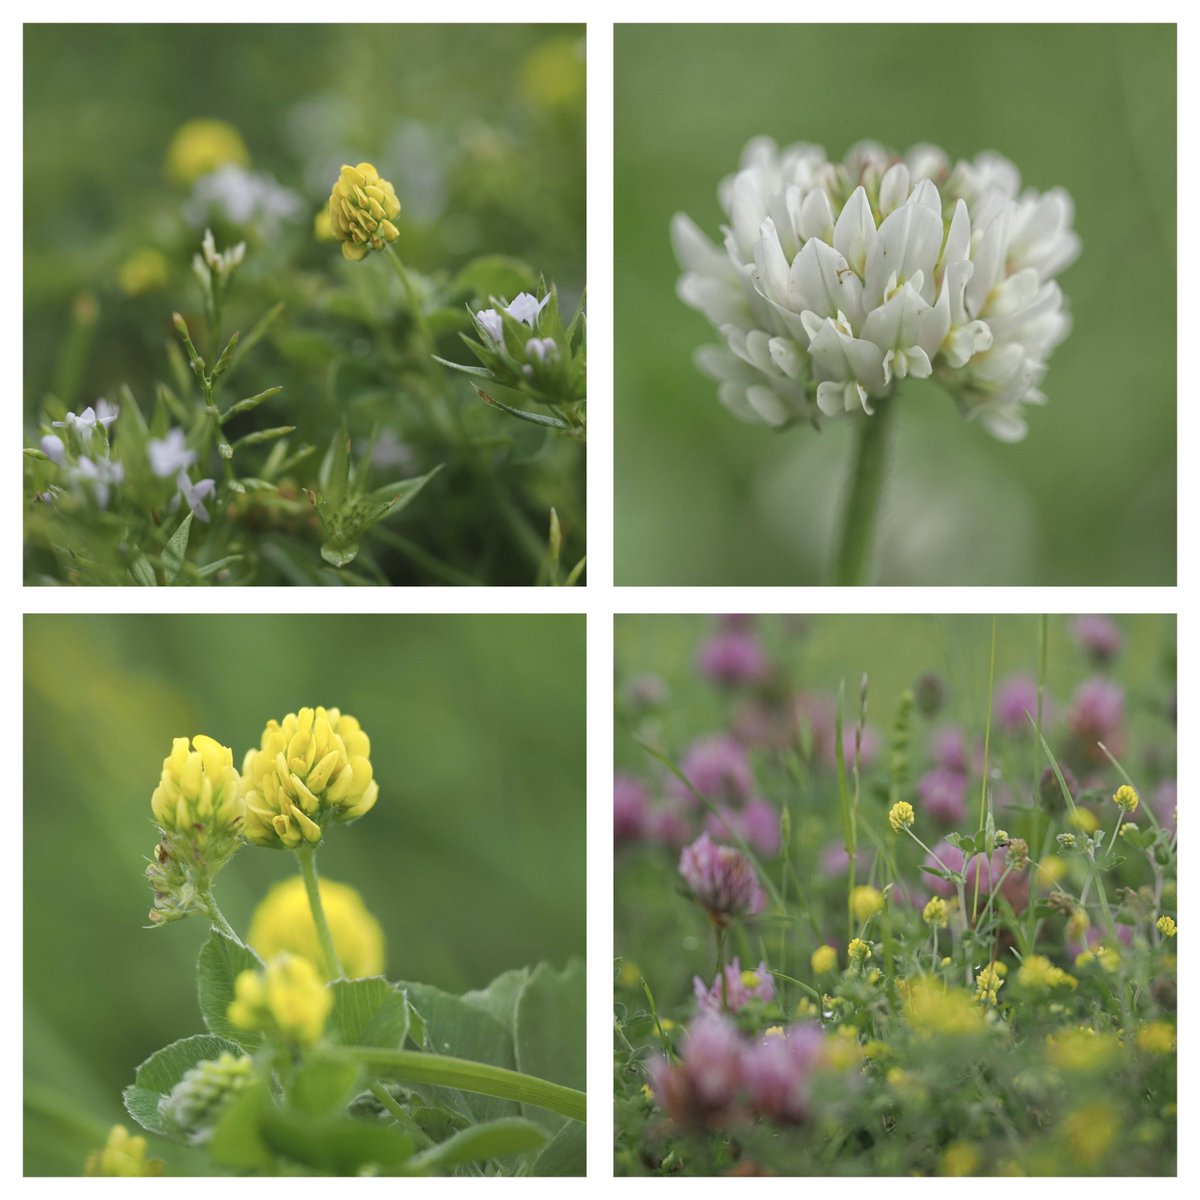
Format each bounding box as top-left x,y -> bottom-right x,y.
673,138 -> 1079,441
148,428 -> 197,479
172,473 -> 217,522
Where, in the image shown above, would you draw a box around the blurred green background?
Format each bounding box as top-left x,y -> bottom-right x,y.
24,613 -> 585,1175
615,24 -> 1176,585
24,22 -> 586,407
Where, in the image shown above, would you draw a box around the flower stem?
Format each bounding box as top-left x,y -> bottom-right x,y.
383,244 -> 434,352
296,843 -> 343,979
198,883 -> 242,945
350,1048 -> 586,1123
832,399 -> 894,586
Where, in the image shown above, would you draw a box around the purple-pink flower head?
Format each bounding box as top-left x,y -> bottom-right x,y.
623,673 -> 669,711
679,833 -> 766,922
917,767 -> 969,824
994,673 -> 1039,734
697,628 -> 771,688
818,840 -> 869,878
670,735 -> 754,807
741,1024 -> 825,1124
1072,615 -> 1122,664
705,797 -> 781,857
614,774 -> 649,844
648,1015 -> 743,1127
693,957 -> 776,1016
1068,677 -> 1126,759
931,725 -> 973,775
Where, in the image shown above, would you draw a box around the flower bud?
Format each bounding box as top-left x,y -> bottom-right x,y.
227,953 -> 332,1046
913,671 -> 945,718
242,706 -> 377,849
328,163 -> 401,261
888,801 -> 914,833
1112,784 -> 1139,814
160,1051 -> 256,1143
84,1125 -> 164,1177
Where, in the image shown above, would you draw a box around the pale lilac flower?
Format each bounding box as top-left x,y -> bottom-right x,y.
669,735 -> 754,806
679,833 -> 766,921
1072,615 -> 1122,663
648,1015 -> 743,1126
692,957 -> 775,1015
994,673 -> 1039,733
704,797 -> 780,857
741,1024 -> 825,1124
673,139 -> 1077,439
696,628 -> 770,688
1068,677 -> 1125,757
148,428 -> 197,478
614,774 -> 649,843
800,695 -> 881,770
917,767 -> 968,824
931,725 -> 969,774
40,434 -> 65,464
1153,780 -> 1176,832
69,456 -> 124,508
172,473 -> 217,522
818,840 -> 868,877
475,308 -> 504,342
53,401 -> 119,441
525,336 -> 557,363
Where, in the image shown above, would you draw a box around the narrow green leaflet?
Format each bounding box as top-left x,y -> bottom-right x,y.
161,511 -> 193,584
408,1117 -> 546,1173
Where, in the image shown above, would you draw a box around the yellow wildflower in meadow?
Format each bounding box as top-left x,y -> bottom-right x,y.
165,118 -> 249,186
850,885 -> 883,922
84,1125 -> 164,1177
327,163 -> 402,261
1017,954 -> 1077,991
1156,915 -> 1177,938
1061,1103 -> 1118,1163
810,944 -> 838,974
1136,1021 -> 1176,1055
904,977 -> 985,1036
888,801 -> 914,832
249,876 -> 385,981
922,896 -> 949,928
974,962 -> 1007,1005
1046,1027 -> 1119,1072
1113,784 -> 1140,814
152,735 -> 243,843
241,706 -> 377,849
847,937 -> 872,963
940,1141 -> 980,1176
228,953 -> 332,1046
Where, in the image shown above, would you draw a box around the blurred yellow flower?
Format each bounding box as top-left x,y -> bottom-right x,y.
327,163 -> 401,262
1035,855 -> 1067,887
847,937 -> 871,963
1135,1021 -> 1175,1055
1017,954 -> 1077,991
313,208 -> 335,241
166,118 -> 249,186
84,1124 -> 164,1177
249,876 -> 385,981
850,884 -> 883,922
118,248 -> 169,296
1074,945 -> 1119,973
242,706 -> 377,849
1061,1102 -> 1118,1163
904,977 -> 985,1036
810,944 -> 838,974
518,36 -> 585,112
1046,1027 -> 1119,1072
1067,808 -> 1099,833
940,1141 -> 980,1176
922,896 -> 949,928
228,953 -> 331,1045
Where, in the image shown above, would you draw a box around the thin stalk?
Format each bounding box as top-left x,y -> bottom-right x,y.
715,926 -> 729,1013
370,1082 -> 432,1147
972,617 -> 998,922
296,843 -> 343,979
383,244 -> 434,351
198,883 -> 242,946
349,1048 -> 586,1123
832,399 -> 894,586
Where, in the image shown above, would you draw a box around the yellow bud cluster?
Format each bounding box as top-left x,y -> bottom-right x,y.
923,896 -> 949,928
888,801 -> 915,833
1112,784 -> 1140,814
975,962 -> 1007,1005
904,977 -> 986,1036
151,735 -> 243,842
228,953 -> 332,1046
328,163 -> 401,261
1156,915 -> 1177,938
250,877 -> 385,981
84,1125 -> 164,1177
850,884 -> 884,922
847,937 -> 871,963
810,944 -> 838,974
1017,954 -> 1078,991
242,706 -> 377,849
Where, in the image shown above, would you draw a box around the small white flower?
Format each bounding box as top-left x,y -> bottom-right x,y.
53,401 -> 119,441
148,428 -> 197,478
187,166 -> 301,232
69,456 -> 124,508
526,337 -> 557,364
195,227 -> 247,280
172,473 -> 217,522
475,308 -> 504,343
504,292 -> 550,327
673,139 -> 1079,441
40,434 -> 65,463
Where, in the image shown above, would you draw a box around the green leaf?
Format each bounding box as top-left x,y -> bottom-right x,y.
258,1110 -> 415,1174
450,255 -> 537,303
319,425 -> 352,513
122,1033 -> 244,1136
161,511 -> 193,584
197,931 -> 265,1050
128,555 -> 157,586
530,1117 -> 586,1176
209,1078 -> 277,1171
409,1117 -> 546,1173
289,1049 -> 366,1118
476,389 -> 573,430
514,960 -> 585,1132
431,354 -> 496,380
328,977 -> 410,1049
460,967 -> 529,1032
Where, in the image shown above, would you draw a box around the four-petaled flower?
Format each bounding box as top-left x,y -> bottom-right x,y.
148,428 -> 197,478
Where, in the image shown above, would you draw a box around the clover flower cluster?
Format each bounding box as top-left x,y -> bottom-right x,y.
327,162 -> 402,261
649,1017 -> 826,1128
672,138 -> 1079,441
692,957 -> 775,1016
228,952 -> 333,1046
678,833 -> 766,923
159,1051 -> 256,1143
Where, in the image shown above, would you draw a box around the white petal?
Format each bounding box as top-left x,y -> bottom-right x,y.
788,238 -> 863,325
832,186 -> 876,277
797,188 -> 835,244
879,163 -> 911,215
864,203 -> 943,310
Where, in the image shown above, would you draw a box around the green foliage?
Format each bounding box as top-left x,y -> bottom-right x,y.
197,933 -> 265,1050
122,1034 -> 244,1138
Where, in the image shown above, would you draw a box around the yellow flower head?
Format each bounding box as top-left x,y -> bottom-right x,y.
1065,907 -> 1090,944
1017,954 -> 1077,991
84,1124 -> 164,1177
165,118 -> 249,186
904,977 -> 985,1036
151,734 -> 243,841
975,962 -> 1007,1005
888,801 -> 915,833
1067,807 -> 1099,833
1061,1103 -> 1119,1164
1112,785 -> 1139,814
327,163 -> 401,261
1156,915 -> 1177,938
847,937 -> 872,963
850,884 -> 884,922
1046,1027 -> 1119,1072
940,1141 -> 980,1177
1074,944 -> 1119,973
241,706 -> 377,849
923,896 -> 949,929
228,953 -> 331,1046
1135,1020 -> 1175,1055
810,944 -> 838,974
118,248 -> 169,296
249,876 -> 385,981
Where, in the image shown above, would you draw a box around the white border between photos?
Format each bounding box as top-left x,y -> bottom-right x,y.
6,2 -> 1194,1194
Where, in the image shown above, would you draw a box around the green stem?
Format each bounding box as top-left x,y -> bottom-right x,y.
296,844 -> 343,979
350,1048 -> 586,1123
198,884 -> 242,945
832,399 -> 894,586
370,1082 -> 432,1147
383,244 -> 434,352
